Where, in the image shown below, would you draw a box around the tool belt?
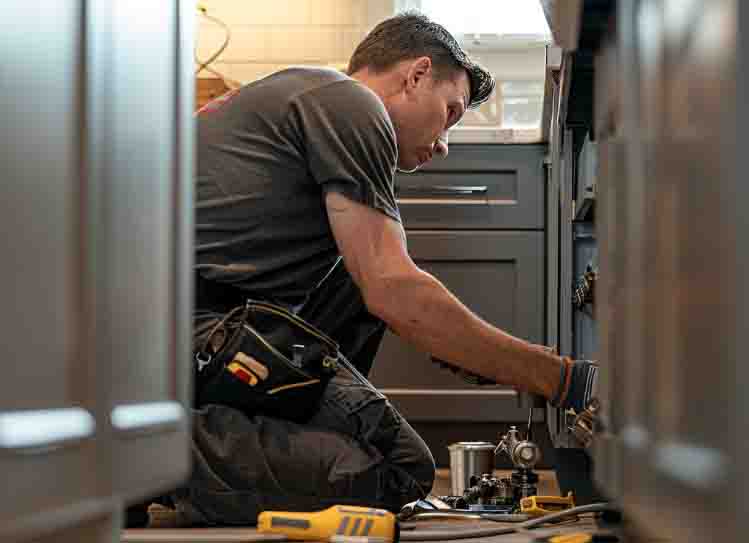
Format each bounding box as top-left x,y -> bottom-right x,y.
193,257 -> 387,422
194,299 -> 340,423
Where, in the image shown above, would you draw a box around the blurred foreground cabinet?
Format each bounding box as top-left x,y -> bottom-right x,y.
549,0 -> 742,540
0,1 -> 194,541
592,1 -> 740,540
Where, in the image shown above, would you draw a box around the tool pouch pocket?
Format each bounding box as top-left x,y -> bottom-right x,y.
194,300 -> 339,423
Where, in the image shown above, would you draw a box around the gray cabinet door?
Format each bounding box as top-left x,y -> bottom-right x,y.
0,4 -> 99,530
0,1 -> 193,540
368,231 -> 544,422
90,0 -> 193,503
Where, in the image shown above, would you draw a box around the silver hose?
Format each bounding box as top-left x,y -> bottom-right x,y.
399,503 -> 613,541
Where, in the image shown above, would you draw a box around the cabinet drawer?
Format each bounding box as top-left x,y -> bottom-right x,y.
396,145 -> 546,229
369,231 -> 544,421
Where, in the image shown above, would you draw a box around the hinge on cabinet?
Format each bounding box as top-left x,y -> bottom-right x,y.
572,265 -> 597,311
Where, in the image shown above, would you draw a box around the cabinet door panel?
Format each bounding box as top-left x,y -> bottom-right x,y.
0,1 -> 100,531
369,231 -> 544,421
1,2 -> 194,538
86,0 -> 193,501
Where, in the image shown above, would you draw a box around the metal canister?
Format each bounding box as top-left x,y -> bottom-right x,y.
447,441 -> 496,496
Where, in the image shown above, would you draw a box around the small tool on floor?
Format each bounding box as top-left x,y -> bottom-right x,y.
258,505 -> 399,543
533,534 -> 619,543
398,496 -> 529,522
520,492 -> 576,517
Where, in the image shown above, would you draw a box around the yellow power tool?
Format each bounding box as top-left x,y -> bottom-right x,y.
257,505 -> 399,543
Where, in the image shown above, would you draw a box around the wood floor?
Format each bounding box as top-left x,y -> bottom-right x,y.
121,469 -> 613,543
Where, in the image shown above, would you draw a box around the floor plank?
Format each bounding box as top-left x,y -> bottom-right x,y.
122,470 -> 602,543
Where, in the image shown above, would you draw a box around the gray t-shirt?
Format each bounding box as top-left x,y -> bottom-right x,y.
195,68 -> 400,306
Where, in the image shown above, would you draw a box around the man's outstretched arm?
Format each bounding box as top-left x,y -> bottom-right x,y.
325,191 -> 564,400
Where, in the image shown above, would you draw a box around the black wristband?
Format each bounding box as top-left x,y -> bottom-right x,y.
550,359 -> 568,407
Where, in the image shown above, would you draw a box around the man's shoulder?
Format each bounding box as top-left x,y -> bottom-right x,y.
279,66 -> 350,83
279,67 -> 379,103
284,68 -> 391,126
267,66 -> 352,96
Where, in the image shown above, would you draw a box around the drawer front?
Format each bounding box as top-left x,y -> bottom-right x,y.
368,231 -> 544,421
395,144 -> 546,230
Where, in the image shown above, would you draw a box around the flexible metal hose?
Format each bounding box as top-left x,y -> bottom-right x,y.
399,503 -> 613,540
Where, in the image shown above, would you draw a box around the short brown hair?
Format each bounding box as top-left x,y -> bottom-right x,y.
347,11 -> 495,109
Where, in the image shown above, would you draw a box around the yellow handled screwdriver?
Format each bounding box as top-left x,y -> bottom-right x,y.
257,505 -> 399,543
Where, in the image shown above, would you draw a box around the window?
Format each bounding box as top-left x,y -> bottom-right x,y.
417,0 -> 551,37
398,0 -> 552,143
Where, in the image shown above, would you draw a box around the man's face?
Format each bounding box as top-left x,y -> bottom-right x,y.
391,62 -> 470,172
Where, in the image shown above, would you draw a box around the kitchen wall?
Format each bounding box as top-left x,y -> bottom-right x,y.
195,1 -> 547,141
196,0 -> 395,84
196,1 -> 545,83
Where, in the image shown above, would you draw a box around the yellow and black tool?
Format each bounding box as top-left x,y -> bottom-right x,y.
258,505 -> 399,543
534,534 -> 618,543
534,534 -> 592,543
520,492 -> 576,517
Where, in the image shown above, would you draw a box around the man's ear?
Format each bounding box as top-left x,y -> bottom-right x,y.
405,56 -> 433,92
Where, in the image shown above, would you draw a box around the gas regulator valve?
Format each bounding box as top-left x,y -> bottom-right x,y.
495,426 -> 542,470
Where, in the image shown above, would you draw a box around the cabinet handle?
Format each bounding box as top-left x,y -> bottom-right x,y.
396,185 -> 488,197
0,407 -> 95,455
111,401 -> 184,438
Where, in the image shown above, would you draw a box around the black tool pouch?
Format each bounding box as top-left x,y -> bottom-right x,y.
194,300 -> 340,423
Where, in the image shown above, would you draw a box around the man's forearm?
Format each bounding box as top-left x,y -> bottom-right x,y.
371,268 -> 562,399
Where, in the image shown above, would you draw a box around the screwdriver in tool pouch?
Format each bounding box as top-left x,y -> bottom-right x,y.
257,505 -> 400,543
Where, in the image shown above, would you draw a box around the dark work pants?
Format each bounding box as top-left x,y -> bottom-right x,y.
170,270 -> 436,525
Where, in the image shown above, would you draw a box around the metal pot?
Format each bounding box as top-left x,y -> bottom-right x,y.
447,441 -> 496,496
